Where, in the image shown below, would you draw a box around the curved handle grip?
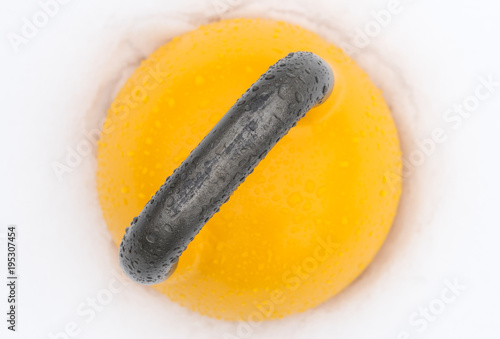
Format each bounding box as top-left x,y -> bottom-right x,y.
119,51 -> 334,284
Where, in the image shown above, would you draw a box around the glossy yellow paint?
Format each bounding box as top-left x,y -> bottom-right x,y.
97,18 -> 402,320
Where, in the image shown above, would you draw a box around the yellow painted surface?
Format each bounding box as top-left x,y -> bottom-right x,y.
97,18 -> 402,320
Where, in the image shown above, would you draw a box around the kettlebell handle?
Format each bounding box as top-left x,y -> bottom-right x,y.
119,51 -> 334,284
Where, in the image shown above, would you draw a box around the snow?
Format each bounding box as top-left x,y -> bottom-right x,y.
1,0 -> 499,338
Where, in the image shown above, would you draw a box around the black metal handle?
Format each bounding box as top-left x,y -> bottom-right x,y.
119,51 -> 334,284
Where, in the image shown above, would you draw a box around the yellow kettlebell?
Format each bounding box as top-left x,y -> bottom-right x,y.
97,18 -> 402,320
